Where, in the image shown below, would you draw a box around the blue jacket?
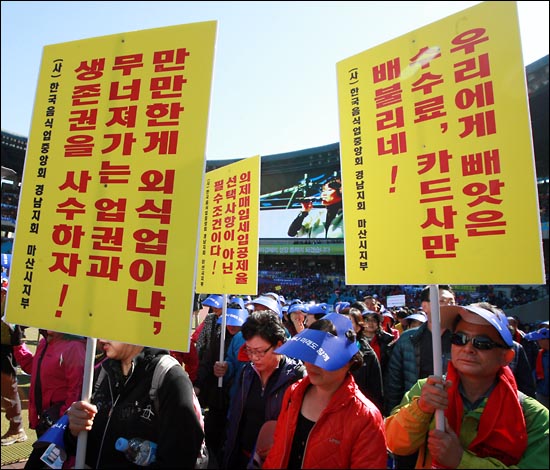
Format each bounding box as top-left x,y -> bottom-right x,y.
221,355 -> 305,468
384,323 -> 434,416
223,331 -> 246,400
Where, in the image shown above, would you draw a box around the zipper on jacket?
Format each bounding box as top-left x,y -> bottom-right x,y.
96,364 -> 134,468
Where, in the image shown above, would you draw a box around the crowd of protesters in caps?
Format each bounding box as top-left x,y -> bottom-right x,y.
2,283 -> 548,469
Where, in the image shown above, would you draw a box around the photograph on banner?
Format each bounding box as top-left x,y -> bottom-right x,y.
258,153 -> 343,240
337,1 -> 545,286
5,21 -> 217,352
196,155 -> 260,295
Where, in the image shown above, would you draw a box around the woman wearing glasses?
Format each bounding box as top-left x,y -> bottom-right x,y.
385,303 -> 549,469
221,310 -> 306,469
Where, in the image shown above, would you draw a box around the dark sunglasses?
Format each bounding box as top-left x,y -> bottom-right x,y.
450,332 -> 507,350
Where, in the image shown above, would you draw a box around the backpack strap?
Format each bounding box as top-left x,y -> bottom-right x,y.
149,354 -> 209,469
92,366 -> 108,399
149,354 -> 180,412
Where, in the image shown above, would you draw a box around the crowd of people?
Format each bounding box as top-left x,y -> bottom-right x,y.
1,282 -> 548,469
1,190 -> 19,226
258,268 -> 548,322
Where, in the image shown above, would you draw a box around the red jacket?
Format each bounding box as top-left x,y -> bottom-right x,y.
14,334 -> 86,429
263,374 -> 387,469
170,341 -> 199,382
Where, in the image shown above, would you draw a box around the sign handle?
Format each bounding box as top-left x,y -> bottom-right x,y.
75,336 -> 97,469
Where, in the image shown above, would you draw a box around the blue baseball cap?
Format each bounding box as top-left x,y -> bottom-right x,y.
441,304 -> 513,347
217,299 -> 249,327
275,312 -> 359,371
250,295 -> 281,317
305,303 -> 329,315
289,303 -> 307,315
334,301 -> 351,313
203,294 -> 223,309
525,327 -> 549,341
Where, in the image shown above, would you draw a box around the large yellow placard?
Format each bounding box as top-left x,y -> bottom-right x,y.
337,1 -> 545,285
6,21 -> 217,351
196,156 -> 260,295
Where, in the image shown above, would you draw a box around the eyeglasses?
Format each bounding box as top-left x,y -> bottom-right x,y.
244,345 -> 273,359
450,332 -> 507,350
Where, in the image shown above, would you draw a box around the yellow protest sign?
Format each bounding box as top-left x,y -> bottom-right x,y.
6,21 -> 217,351
337,1 -> 545,285
196,155 -> 260,295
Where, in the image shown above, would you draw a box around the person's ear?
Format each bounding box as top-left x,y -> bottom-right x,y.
420,300 -> 430,314
502,348 -> 515,365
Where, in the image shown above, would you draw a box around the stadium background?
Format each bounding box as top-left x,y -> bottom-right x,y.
2,55 -> 548,324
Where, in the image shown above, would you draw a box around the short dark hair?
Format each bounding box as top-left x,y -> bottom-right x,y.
420,285 -> 454,303
350,300 -> 367,313
363,311 -> 381,327
395,308 -> 409,319
241,310 -> 287,345
325,178 -> 342,193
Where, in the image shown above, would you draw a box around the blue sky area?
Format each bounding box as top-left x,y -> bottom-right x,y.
1,1 -> 548,160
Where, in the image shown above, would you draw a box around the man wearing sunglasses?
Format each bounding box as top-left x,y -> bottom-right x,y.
384,285 -> 456,469
385,302 -> 549,469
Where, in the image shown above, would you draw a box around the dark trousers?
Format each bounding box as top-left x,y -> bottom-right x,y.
392,452 -> 418,469
204,406 -> 229,468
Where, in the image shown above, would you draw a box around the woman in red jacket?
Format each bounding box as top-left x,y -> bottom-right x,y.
13,329 -> 86,438
263,312 -> 387,469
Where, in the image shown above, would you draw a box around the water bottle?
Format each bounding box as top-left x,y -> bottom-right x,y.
115,437 -> 157,466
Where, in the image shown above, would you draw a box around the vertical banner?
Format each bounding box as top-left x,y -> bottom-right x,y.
337,1 -> 545,285
6,21 -> 217,351
196,155 -> 260,295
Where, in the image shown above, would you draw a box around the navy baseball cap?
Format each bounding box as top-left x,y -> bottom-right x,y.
275,312 -> 359,371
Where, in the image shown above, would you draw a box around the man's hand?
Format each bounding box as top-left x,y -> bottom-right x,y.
290,312 -> 306,334
67,401 -> 97,437
213,361 -> 228,378
417,375 -> 451,414
428,418 -> 463,468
